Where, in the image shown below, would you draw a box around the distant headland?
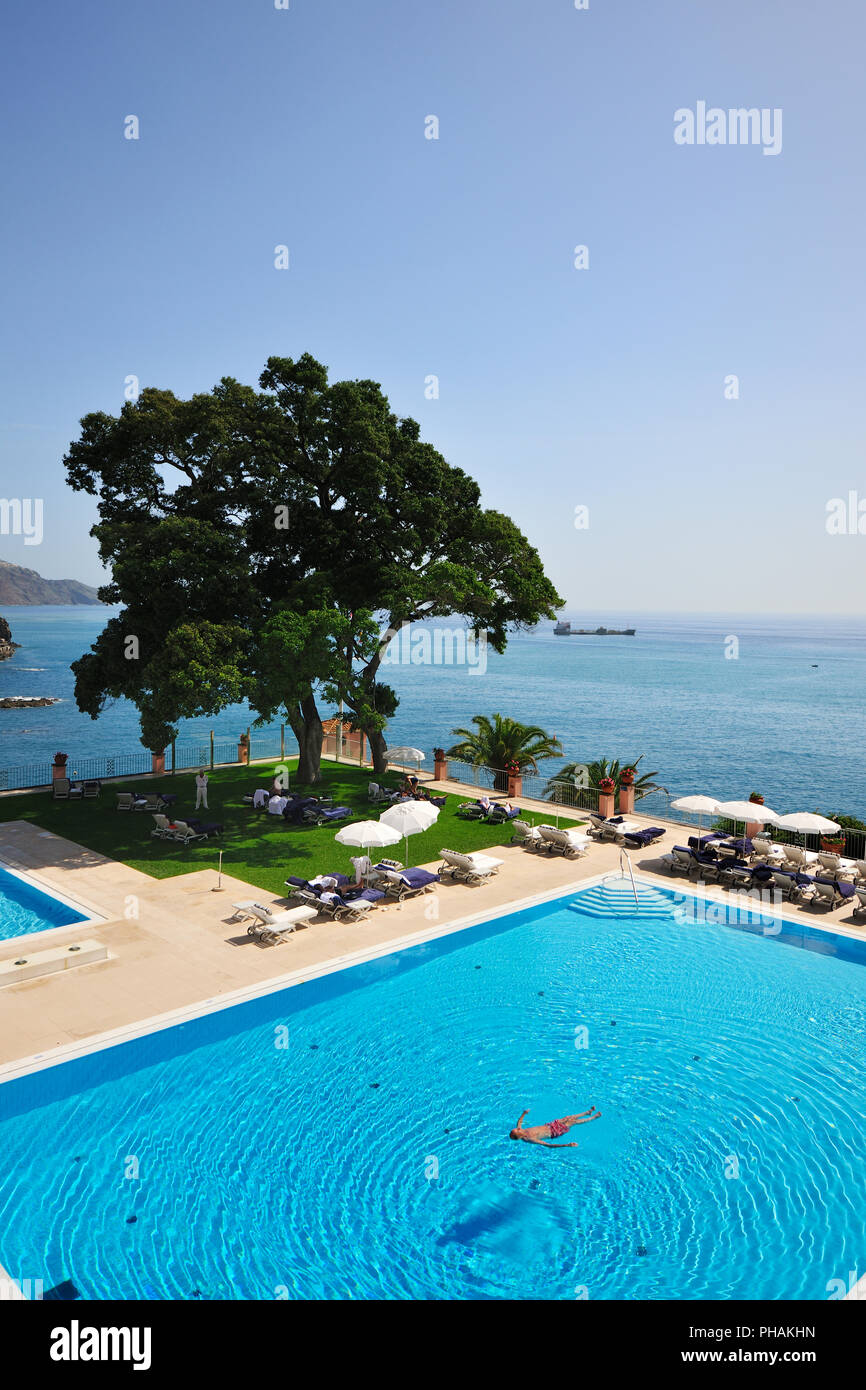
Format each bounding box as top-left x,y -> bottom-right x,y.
0,558 -> 102,606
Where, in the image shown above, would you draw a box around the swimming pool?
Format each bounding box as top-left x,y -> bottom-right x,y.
0,878 -> 863,1300
0,861 -> 90,940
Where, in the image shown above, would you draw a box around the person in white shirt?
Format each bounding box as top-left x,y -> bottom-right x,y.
195,769 -> 209,810
268,794 -> 288,815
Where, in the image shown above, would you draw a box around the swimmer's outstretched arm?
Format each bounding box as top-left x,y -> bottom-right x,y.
515,1109 -> 529,1130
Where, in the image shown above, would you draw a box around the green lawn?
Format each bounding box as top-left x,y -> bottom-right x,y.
0,761 -> 575,898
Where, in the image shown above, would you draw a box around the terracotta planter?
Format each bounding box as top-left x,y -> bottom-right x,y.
618,784 -> 635,815
433,755 -> 447,782
51,763 -> 68,782
599,790 -> 616,818
507,773 -> 522,799
745,820 -> 763,840
151,751 -> 166,776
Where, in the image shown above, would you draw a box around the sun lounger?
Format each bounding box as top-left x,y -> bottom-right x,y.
229,900 -> 268,923
456,801 -> 490,820
510,819 -> 543,849
537,824 -> 589,857
485,804 -> 521,824
150,813 -> 175,838
438,848 -> 503,884
303,804 -> 351,826
691,851 -> 721,882
718,860 -> 755,889
368,858 -> 405,879
853,886 -> 866,915
368,782 -> 393,804
810,877 -> 855,910
621,826 -> 666,850
377,867 -> 439,900
117,791 -> 147,811
167,820 -> 206,845
665,847 -> 695,874
245,903 -> 319,943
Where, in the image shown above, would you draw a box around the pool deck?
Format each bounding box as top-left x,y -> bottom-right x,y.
0,812 -> 864,1077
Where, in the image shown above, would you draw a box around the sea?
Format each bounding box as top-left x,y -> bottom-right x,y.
0,606 -> 864,817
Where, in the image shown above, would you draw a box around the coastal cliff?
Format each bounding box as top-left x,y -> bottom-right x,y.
0,558 -> 101,605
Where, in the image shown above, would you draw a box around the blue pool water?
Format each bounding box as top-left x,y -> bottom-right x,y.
0,882 -> 863,1300
0,862 -> 89,940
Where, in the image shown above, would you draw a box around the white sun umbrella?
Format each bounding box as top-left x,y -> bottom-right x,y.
670,794 -> 721,843
386,746 -> 426,777
773,812 -> 840,857
714,800 -> 779,842
335,819 -> 402,866
380,800 -> 440,866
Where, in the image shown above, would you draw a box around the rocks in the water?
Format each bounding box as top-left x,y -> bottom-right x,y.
0,615 -> 19,661
0,695 -> 59,708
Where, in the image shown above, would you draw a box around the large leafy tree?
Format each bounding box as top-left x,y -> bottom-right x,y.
64,355 -> 563,781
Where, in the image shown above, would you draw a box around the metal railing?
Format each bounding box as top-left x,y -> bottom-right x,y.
619,847 -> 640,909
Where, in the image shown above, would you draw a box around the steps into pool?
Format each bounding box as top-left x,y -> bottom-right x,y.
568,877 -> 673,919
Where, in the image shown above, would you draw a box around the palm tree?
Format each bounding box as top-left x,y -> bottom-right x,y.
446,714 -> 563,791
544,754 -> 666,803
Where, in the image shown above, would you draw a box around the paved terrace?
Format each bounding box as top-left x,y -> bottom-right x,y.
0,797 -> 864,1074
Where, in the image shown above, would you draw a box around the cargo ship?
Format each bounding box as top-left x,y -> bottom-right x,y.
554,621 -> 636,636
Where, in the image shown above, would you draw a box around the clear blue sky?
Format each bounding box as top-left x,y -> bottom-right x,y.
1,0 -> 863,612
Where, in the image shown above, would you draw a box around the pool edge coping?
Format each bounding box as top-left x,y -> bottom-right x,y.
1,868 -> 863,1087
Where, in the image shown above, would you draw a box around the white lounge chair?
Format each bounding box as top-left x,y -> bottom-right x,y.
510,819 -> 543,849
816,851 -> 842,876
169,820 -> 206,845
439,848 -> 503,885
781,844 -> 807,868
537,825 -> 589,858
853,860 -> 866,883
666,847 -> 695,874
150,813 -> 174,838
810,879 -> 843,910
854,886 -> 866,915
245,903 -> 319,943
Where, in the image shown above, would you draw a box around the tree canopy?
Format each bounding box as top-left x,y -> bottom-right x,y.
64,354 -> 563,780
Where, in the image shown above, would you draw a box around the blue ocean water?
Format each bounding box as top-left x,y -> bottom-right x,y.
0,882 -> 862,1301
0,863 -> 89,939
1,606 -> 865,815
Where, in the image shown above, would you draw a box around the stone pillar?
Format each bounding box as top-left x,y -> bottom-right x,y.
618,783 -> 635,815
745,820 -> 762,840
507,773 -> 522,800
151,751 -> 166,776
238,740 -> 250,765
434,752 -> 447,782
52,762 -> 68,783
599,790 -> 616,818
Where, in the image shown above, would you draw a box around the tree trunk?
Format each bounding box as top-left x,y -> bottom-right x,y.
368,727 -> 388,777
285,695 -> 323,785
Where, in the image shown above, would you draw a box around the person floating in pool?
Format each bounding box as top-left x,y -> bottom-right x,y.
509,1106 -> 600,1149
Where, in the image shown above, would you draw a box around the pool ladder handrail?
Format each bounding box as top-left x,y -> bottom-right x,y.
620,847 -> 640,911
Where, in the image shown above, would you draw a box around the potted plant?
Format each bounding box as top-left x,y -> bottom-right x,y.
53,752 -> 69,767
820,836 -> 845,853
620,767 -> 636,786
748,792 -> 764,805
433,748 -> 445,762
598,777 -> 616,793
